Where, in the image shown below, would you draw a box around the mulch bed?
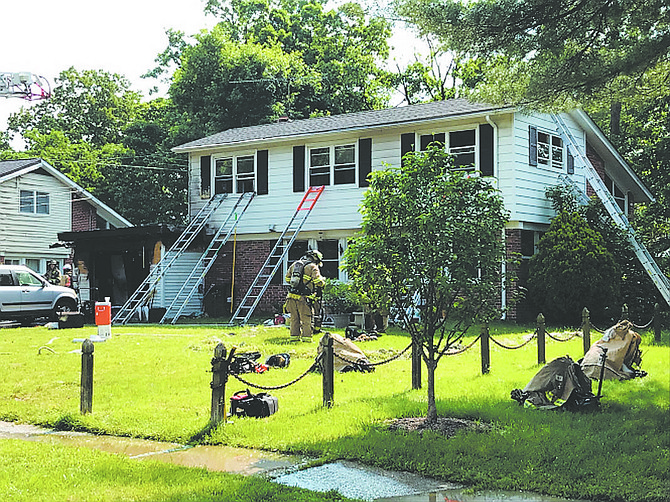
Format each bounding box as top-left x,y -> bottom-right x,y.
386,417 -> 492,438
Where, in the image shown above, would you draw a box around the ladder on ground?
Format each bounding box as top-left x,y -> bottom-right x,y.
229,186 -> 326,325
160,192 -> 255,324
552,113 -> 670,306
112,194 -> 230,325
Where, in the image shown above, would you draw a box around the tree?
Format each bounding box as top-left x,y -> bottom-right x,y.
169,29 -> 318,139
527,209 -> 620,324
153,0 -> 393,141
393,0 -> 670,107
546,185 -> 659,322
344,146 -> 508,423
7,67 -> 141,146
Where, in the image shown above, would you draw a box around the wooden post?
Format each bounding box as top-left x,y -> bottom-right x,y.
210,343 -> 230,425
322,334 -> 334,407
480,323 -> 490,374
537,313 -> 546,365
621,303 -> 629,321
411,336 -> 422,390
582,307 -> 591,355
654,303 -> 661,343
80,339 -> 94,414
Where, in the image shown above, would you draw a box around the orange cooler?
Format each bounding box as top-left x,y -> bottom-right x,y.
95,302 -> 112,326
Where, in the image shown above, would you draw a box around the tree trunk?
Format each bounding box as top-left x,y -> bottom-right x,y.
610,101 -> 622,138
425,357 -> 437,423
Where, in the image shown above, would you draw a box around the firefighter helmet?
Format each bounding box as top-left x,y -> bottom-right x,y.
306,249 -> 323,264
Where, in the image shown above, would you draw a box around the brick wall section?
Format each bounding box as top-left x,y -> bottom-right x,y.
206,239 -> 287,318
586,143 -> 606,198
505,229 -> 522,321
72,196 -> 97,231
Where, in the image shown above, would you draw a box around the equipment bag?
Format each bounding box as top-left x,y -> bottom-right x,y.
229,352 -> 262,374
230,389 -> 278,418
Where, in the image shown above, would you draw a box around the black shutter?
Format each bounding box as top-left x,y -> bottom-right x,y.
293,145 -> 305,192
359,138 -> 372,187
257,150 -> 268,195
567,151 -> 574,174
529,126 -> 538,166
401,133 -> 415,167
479,124 -> 494,177
200,155 -> 211,197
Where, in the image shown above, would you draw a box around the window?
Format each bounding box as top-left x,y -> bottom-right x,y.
449,130 -> 476,169
20,190 -> 49,214
537,132 -> 563,169
25,259 -> 40,273
236,156 -> 255,193
282,238 -> 347,282
605,174 -> 626,212
214,155 -> 256,194
215,158 -> 233,194
309,144 -> 356,187
318,240 -> 340,279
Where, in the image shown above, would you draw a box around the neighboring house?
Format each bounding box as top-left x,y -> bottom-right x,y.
0,158 -> 132,304
165,98 -> 655,322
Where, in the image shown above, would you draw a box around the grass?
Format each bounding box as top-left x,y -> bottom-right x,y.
0,321 -> 668,502
0,440 -> 356,502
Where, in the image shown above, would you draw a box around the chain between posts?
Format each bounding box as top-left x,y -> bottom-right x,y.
489,332 -> 537,350
229,355 -> 322,391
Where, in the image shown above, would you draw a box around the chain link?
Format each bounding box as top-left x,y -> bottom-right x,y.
331,341 -> 413,368
631,316 -> 654,330
442,335 -> 481,355
229,355 -> 322,391
546,331 -> 580,342
489,332 -> 537,350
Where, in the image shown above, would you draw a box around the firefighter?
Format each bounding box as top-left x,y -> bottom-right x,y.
61,264 -> 73,288
285,250 -> 326,341
45,260 -> 62,285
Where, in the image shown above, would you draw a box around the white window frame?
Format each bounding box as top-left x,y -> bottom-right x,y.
447,129 -> 477,171
281,237 -> 348,282
418,129 -> 478,172
604,174 -> 627,213
308,143 -> 357,187
213,153 -> 257,195
20,190 -> 50,214
537,131 -> 564,170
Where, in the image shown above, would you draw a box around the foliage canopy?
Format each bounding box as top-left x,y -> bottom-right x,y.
345,146 -> 508,421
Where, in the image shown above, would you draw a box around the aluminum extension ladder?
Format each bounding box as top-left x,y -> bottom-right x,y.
229,186 -> 325,325
552,113 -> 670,306
112,194 -> 230,325
160,192 -> 255,324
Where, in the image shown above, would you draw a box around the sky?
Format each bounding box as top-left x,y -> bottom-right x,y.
0,0 -> 215,137
0,0 -> 421,145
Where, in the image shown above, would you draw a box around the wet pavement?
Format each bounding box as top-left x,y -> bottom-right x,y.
0,421 -> 304,476
1,421 -> 587,502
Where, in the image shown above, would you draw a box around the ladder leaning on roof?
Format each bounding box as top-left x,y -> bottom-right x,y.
112,194 -> 230,325
161,192 -> 255,324
229,186 -> 325,325
551,113 -> 670,306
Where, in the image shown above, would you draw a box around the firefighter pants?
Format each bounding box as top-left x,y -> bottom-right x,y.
286,296 -> 313,339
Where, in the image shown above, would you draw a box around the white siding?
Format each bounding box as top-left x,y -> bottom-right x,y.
187,110 -> 596,238
155,251 -> 204,316
0,171 -> 71,269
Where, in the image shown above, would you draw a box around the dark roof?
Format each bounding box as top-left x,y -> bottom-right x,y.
173,99 -> 507,151
0,158 -> 42,179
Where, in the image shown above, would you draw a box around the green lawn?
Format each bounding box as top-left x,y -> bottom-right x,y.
0,322 -> 668,502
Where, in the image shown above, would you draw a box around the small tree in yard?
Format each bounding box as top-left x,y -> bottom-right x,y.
344,146 -> 509,423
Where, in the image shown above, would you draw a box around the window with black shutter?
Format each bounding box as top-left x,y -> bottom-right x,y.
200,155 -> 211,199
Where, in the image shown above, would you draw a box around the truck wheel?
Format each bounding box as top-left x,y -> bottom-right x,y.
53,298 -> 77,320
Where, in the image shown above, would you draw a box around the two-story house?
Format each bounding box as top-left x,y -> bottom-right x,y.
152,99 -> 657,323
0,158 -> 132,305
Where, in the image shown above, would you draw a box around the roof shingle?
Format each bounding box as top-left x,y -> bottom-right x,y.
173,99 -> 506,151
